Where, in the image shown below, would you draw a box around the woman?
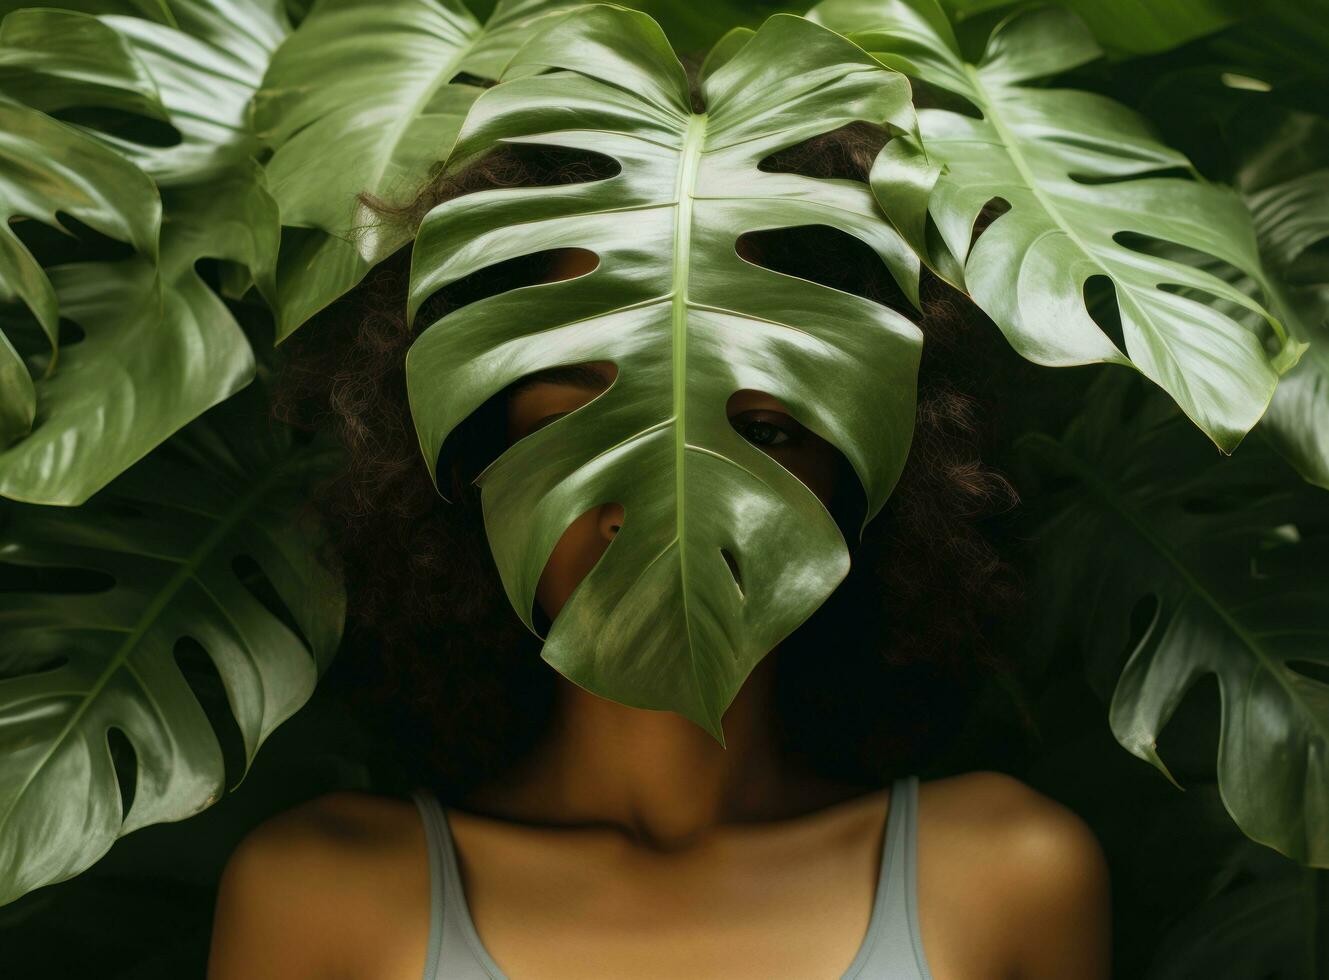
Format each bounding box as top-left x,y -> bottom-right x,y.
206,116 -> 1112,979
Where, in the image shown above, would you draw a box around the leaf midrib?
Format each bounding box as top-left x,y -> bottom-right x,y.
0,450 -> 309,839
672,111 -> 707,722
1026,431 -> 1327,741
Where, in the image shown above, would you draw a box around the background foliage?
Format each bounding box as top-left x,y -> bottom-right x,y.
1,0 -> 1326,976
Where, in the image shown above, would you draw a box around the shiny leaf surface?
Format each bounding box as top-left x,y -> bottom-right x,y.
812,0 -> 1302,453
0,383 -> 345,905
407,7 -> 921,739
253,0 -> 580,337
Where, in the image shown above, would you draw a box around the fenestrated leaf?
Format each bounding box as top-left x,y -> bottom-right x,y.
0,380 -> 345,907
0,9 -> 168,123
811,0 -> 1302,453
1242,113 -> 1329,490
1021,370 -> 1329,867
406,7 -> 921,740
0,0 -> 289,185
0,101 -> 160,446
0,161 -> 277,506
252,0 -> 581,338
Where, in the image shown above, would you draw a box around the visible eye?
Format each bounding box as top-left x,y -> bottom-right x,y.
732,413 -> 793,448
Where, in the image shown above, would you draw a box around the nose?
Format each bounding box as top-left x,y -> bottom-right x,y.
598,502 -> 624,540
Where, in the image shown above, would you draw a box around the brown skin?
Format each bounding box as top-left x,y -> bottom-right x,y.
208,250 -> 1111,979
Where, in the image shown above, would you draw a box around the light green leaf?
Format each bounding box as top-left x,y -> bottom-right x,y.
0,101 -> 160,445
0,0 -> 289,184
1023,371 -> 1329,867
0,9 -> 168,122
253,0 -> 582,338
407,7 -> 921,740
0,159 -> 276,506
811,0 -> 1296,453
0,381 -> 345,907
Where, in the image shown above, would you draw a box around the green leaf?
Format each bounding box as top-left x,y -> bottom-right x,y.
0,381 -> 345,907
1241,114 -> 1329,490
1022,371 -> 1329,867
252,0 -> 581,338
407,7 -> 921,740
0,9 -> 168,123
0,159 -> 276,506
0,102 -> 160,445
938,0 -> 1245,55
0,0 -> 289,185
812,0 -> 1296,453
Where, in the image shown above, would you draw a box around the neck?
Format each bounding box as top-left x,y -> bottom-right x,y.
462,651 -> 850,848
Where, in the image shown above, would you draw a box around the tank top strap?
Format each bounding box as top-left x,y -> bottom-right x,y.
411,778 -> 932,980
840,773 -> 934,979
410,789 -> 506,980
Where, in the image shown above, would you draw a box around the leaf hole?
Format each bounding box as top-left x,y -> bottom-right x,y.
1288,660 -> 1329,685
414,247 -> 600,330
107,725 -> 137,817
1152,673 -> 1220,783
735,224 -> 910,311
720,548 -> 744,596
1067,166 -> 1193,186
1126,594 -> 1159,654
757,120 -> 889,180
530,501 -> 625,635
173,636 -> 247,790
911,79 -> 983,118
970,197 -> 1010,250
231,554 -> 312,659
8,212 -> 137,266
0,560 -> 114,594
446,71 -> 493,88
1112,230 -> 1268,311
52,105 -> 180,148
1083,274 -> 1126,354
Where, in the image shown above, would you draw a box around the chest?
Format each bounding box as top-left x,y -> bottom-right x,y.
448,856 -> 884,980
348,806 -> 1002,980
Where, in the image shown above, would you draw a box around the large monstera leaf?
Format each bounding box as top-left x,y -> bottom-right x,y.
0,3 -> 283,505
252,0 -> 581,337
0,0 -> 288,184
0,381 -> 345,906
1023,371 -> 1329,867
810,0 -> 1303,454
406,7 -> 922,740
0,102 -> 159,457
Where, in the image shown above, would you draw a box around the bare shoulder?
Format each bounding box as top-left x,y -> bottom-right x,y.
208,790 -> 427,980
916,771 -> 1112,980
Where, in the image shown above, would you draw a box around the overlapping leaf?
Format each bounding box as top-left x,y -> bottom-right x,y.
252,0 -> 581,337
1242,114 -> 1329,489
0,102 -> 159,453
0,3 -> 283,504
0,0 -> 288,183
0,381 -> 345,905
811,0 -> 1303,453
407,6 -> 922,739
1023,371 -> 1329,867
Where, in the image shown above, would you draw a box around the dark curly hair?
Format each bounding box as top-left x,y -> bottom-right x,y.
270,83 -> 1024,802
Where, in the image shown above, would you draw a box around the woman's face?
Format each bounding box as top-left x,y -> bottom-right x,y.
506,249 -> 844,625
